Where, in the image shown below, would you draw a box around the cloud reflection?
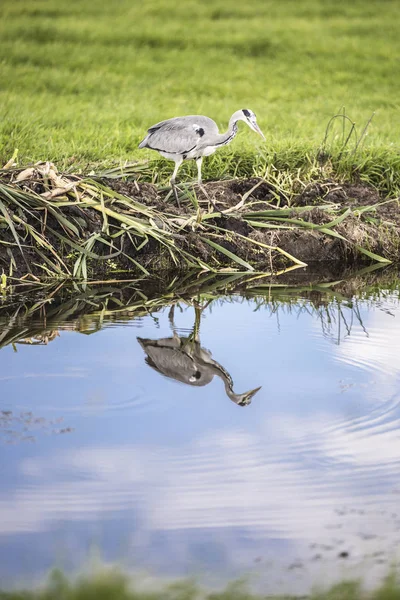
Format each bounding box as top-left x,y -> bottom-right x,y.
1,408 -> 399,558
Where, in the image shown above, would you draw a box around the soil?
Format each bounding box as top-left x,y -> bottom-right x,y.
104,176 -> 400,265
1,175 -> 400,279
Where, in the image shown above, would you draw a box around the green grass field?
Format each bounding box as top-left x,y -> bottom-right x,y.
1,0 -> 400,186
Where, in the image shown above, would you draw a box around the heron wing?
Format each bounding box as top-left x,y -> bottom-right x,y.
139,116 -> 218,154
137,337 -> 214,386
143,345 -> 197,382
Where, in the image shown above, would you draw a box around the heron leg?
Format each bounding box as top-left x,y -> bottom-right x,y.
168,305 -> 180,339
196,157 -> 203,185
193,305 -> 201,343
170,159 -> 183,208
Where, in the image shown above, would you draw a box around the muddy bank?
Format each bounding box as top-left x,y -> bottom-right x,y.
104,177 -> 400,261
0,166 -> 399,279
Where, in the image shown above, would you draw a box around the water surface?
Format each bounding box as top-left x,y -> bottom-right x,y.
1,278 -> 400,593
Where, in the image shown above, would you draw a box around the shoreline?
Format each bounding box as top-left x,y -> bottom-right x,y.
0,164 -> 399,281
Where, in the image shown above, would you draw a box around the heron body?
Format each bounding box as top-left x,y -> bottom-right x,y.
137,335 -> 261,407
138,109 -> 265,188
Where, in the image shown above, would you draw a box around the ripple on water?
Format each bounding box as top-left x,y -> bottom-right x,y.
90,389 -> 171,415
2,288 -> 400,591
333,303 -> 400,376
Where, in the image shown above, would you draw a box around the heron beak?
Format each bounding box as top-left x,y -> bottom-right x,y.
244,386 -> 262,403
237,385 -> 262,407
253,123 -> 266,140
248,385 -> 262,398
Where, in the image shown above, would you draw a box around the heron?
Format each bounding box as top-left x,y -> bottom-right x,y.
137,304 -> 261,407
138,109 -> 265,201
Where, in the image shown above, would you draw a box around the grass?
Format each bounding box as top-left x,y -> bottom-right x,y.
1,163 -> 398,281
1,0 -> 400,192
1,568 -> 400,600
0,164 -> 314,279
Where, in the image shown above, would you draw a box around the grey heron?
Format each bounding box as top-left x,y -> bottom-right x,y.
137,305 -> 261,407
138,109 -> 265,198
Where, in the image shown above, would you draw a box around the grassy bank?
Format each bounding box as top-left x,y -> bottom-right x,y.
1,569 -> 400,600
1,0 -> 400,191
1,164 -> 400,281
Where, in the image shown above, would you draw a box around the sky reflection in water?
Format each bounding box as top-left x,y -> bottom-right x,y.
1,288 -> 400,593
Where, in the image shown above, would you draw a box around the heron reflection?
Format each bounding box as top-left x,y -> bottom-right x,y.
137,304 -> 261,406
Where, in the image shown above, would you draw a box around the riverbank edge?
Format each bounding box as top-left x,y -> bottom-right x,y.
1,164 -> 399,281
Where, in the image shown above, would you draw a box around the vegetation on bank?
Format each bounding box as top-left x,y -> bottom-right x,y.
2,162 -> 398,288
1,569 -> 400,600
0,162 -> 399,282
1,0 -> 400,192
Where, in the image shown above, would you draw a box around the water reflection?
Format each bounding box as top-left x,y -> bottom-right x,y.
138,304 -> 261,406
0,266 -> 397,351
1,270 -> 400,593
17,330 -> 60,345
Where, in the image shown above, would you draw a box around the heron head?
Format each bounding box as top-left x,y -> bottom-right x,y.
241,109 -> 265,140
232,385 -> 262,407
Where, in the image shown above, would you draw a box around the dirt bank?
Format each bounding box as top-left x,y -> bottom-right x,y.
105,177 -> 400,264
0,167 -> 399,279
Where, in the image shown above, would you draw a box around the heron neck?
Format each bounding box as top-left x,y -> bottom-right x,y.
207,359 -> 242,403
222,378 -> 240,402
214,119 -> 238,147
197,349 -> 247,405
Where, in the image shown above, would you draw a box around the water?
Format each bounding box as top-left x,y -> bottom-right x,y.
1,276 -> 400,593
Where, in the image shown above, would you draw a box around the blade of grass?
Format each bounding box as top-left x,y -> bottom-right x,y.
199,236 -> 254,271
